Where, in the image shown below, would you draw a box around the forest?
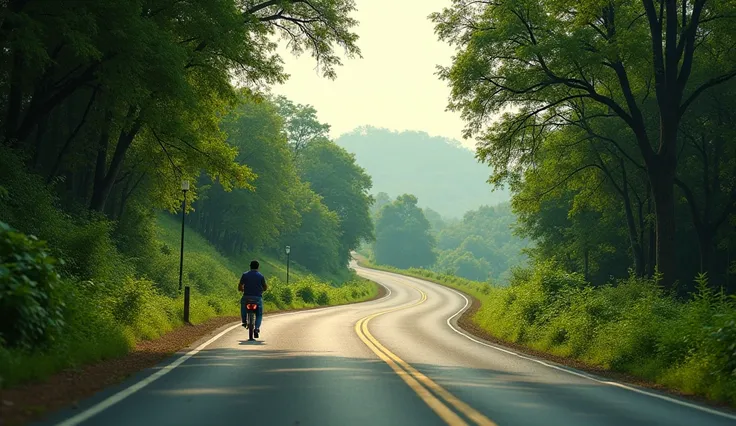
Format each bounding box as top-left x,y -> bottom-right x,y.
363,193 -> 528,283
0,0 -> 375,388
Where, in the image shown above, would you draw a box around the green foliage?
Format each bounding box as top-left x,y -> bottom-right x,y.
434,203 -> 529,283
0,222 -> 65,349
278,286 -> 294,305
189,95 -> 298,254
373,194 -> 437,269
316,290 -> 330,306
274,96 -> 331,154
296,285 -> 316,304
280,180 -> 343,275
298,138 -> 374,267
431,0 -> 736,288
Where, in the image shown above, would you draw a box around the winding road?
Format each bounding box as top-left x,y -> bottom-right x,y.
39,264 -> 736,426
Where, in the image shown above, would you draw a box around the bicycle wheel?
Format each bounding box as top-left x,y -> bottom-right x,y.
248,311 -> 255,340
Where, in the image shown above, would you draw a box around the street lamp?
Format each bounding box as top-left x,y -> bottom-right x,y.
179,180 -> 191,323
285,245 -> 291,285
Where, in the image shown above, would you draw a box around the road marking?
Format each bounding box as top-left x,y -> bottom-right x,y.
381,272 -> 736,422
54,283 -> 393,426
56,322 -> 242,426
354,283 -> 497,426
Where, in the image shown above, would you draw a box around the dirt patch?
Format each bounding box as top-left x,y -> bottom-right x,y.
455,293 -> 736,412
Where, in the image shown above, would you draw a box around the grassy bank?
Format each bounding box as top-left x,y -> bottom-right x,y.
0,215 -> 376,389
356,257 -> 736,406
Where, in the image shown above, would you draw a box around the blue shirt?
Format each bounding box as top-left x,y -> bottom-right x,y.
240,270 -> 266,297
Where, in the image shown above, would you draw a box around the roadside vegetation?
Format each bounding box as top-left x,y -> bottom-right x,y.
357,258 -> 736,405
0,209 -> 375,389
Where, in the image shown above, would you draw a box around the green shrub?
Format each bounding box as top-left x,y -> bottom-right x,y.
296,285 -> 316,303
279,286 -> 294,305
316,290 -> 330,305
0,222 -> 65,349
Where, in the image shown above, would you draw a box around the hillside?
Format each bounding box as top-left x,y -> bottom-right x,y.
336,126 -> 510,218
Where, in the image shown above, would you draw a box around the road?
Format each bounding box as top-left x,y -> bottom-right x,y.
39,264 -> 736,426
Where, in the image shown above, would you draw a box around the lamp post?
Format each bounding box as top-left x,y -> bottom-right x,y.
179,180 -> 191,323
285,245 -> 291,284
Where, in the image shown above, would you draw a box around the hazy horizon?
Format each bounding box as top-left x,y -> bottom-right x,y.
270,0 -> 476,150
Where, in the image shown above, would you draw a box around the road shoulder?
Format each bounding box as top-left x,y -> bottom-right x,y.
0,282 -> 387,426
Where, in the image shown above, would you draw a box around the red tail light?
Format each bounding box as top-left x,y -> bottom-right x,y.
246,304 -> 258,310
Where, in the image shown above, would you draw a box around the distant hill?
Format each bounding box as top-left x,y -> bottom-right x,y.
336,126 -> 509,218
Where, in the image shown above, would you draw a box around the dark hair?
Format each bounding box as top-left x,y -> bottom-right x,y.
250,260 -> 259,270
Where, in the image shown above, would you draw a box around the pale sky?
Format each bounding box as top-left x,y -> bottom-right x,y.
271,0 -> 474,149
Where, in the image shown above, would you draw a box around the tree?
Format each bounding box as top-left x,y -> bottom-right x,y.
2,0 -> 362,216
279,181 -> 342,275
273,96 -> 331,156
423,208 -> 446,234
373,194 -> 436,269
432,0 -> 736,287
370,192 -> 392,218
189,95 -> 298,254
298,138 -> 374,267
435,204 -> 529,282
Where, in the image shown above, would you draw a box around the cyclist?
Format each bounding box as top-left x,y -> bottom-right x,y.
238,260 -> 268,338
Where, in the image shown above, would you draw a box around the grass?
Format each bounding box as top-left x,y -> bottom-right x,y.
0,215 -> 376,389
356,256 -> 736,406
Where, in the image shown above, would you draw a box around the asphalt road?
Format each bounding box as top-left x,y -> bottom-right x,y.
39,264 -> 736,426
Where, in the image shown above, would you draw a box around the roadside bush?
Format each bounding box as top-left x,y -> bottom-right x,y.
316,290 -> 330,305
296,285 -> 316,303
279,286 -> 294,305
0,222 -> 65,349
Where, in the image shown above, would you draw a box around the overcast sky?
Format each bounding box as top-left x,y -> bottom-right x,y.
270,0 -> 474,149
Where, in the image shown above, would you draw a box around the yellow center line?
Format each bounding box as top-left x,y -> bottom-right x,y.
354,282 -> 498,426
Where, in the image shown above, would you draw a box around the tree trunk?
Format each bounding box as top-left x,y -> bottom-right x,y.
620,167 -> 645,277
697,228 -> 715,275
5,50 -> 24,145
33,113 -> 50,169
47,88 -> 98,182
91,112 -> 113,211
90,110 -> 142,212
649,164 -> 677,287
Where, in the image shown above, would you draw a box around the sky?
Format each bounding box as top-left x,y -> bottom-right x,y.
270,0 -> 474,149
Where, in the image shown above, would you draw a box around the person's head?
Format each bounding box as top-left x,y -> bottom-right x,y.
250,260 -> 259,270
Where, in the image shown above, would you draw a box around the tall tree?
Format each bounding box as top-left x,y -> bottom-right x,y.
432,0 -> 736,287
298,138 -> 374,267
274,96 -> 331,156
373,194 -> 436,269
1,0 -> 362,214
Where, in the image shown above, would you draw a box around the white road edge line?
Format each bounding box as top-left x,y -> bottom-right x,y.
55,282 -> 392,426
434,283 -> 736,421
55,322 -> 241,426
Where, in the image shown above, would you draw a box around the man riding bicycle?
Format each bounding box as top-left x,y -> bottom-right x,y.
238,260 -> 268,338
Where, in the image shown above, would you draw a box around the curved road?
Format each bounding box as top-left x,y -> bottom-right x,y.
39,264 -> 736,426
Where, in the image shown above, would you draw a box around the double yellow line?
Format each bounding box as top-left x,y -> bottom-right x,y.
354,284 -> 497,426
